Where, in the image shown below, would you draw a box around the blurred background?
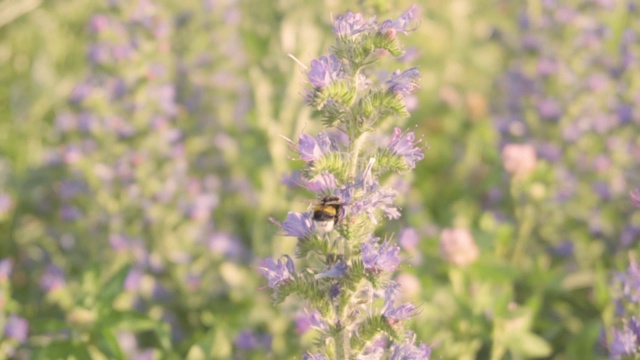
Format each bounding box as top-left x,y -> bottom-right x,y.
0,0 -> 638,358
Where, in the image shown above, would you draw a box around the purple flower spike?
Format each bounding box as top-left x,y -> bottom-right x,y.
307,55 -> 343,88
333,12 -> 375,37
362,238 -> 401,273
4,315 -> 29,343
379,5 -> 418,37
386,67 -> 420,95
388,127 -> 424,169
282,212 -> 313,238
258,256 -> 295,289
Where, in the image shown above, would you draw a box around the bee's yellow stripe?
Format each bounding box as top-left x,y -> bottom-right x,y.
314,205 -> 337,216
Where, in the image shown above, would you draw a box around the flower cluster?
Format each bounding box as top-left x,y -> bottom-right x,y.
608,257 -> 640,358
492,1 -> 640,252
259,6 -> 430,359
6,0 -> 253,356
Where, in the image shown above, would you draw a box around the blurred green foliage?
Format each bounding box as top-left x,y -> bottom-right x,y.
0,0 -> 636,359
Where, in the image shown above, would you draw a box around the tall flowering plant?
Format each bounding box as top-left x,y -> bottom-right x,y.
259,7 -> 431,359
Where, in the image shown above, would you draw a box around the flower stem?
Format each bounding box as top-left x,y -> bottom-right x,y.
349,132 -> 368,179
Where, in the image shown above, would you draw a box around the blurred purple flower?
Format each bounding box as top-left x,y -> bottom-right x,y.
389,337 -> 431,360
398,227 -> 419,251
388,127 -> 424,169
615,259 -> 640,304
0,258 -> 12,281
304,172 -> 337,194
362,237 -> 401,273
40,264 -> 66,292
208,232 -> 244,259
383,301 -> 417,323
631,188 -> 640,207
302,353 -> 328,360
235,330 -> 272,351
333,12 -> 374,37
386,67 -> 420,95
307,55 -> 343,88
315,260 -> 348,279
124,267 -> 144,291
258,256 -> 295,289
609,326 -> 638,358
297,133 -> 326,162
281,212 -> 313,238
0,193 -> 12,216
378,5 -> 418,37
536,98 -> 562,120
4,315 -> 28,343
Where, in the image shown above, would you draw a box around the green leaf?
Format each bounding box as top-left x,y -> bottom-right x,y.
507,332 -> 552,358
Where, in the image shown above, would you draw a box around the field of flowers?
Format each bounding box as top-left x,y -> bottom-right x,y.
1,0 -> 639,359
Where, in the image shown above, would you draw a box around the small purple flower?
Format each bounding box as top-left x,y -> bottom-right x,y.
235,330 -> 272,351
398,227 -> 419,251
386,68 -> 420,95
124,267 -> 144,291
302,352 -> 328,360
362,237 -> 401,273
609,326 -> 638,358
295,309 -> 320,334
378,5 -> 418,37
0,258 -> 12,281
315,260 -> 348,279
383,302 -> 417,323
333,12 -> 374,37
305,172 -> 337,194
388,127 -> 424,169
536,98 -> 562,120
208,232 -> 244,259
281,212 -> 313,238
615,260 -> 640,304
4,315 -> 29,343
389,338 -> 431,360
297,133 -> 325,162
0,193 -> 13,216
258,256 -> 295,289
307,55 -> 343,88
40,264 -> 66,292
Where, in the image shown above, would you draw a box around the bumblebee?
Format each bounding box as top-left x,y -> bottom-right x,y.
312,195 -> 343,234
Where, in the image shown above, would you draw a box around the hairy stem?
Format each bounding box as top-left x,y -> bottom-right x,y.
348,132 -> 368,180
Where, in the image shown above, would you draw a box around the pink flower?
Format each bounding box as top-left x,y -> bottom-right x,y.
501,143 -> 537,178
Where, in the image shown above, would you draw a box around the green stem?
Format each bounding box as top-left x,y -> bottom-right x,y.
334,325 -> 349,360
510,182 -> 535,266
348,132 -> 368,180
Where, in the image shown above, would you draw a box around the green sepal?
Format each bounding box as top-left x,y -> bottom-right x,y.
333,35 -> 377,68
374,148 -> 410,173
371,32 -> 404,57
304,153 -> 348,183
296,234 -> 331,258
274,272 -> 331,314
353,90 -> 408,131
310,79 -> 356,111
350,315 -> 402,351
